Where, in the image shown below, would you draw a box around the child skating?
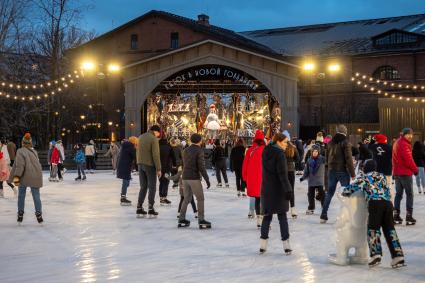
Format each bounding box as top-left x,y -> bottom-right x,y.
74,144 -> 87,181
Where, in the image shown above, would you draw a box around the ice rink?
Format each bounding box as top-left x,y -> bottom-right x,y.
0,171 -> 424,283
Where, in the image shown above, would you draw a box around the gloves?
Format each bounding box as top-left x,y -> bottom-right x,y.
285,191 -> 292,200
206,180 -> 211,189
13,177 -> 20,186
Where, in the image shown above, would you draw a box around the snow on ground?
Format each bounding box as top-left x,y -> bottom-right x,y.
0,170 -> 424,283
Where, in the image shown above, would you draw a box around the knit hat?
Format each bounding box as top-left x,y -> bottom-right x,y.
22,133 -> 32,147
128,136 -> 138,145
312,144 -> 321,152
254,130 -> 265,141
401,128 -> 413,136
282,130 -> 291,141
150,125 -> 161,133
374,134 -> 387,144
336,124 -> 348,136
323,135 -> 332,144
89,140 -> 94,145
363,159 -> 377,174
190,133 -> 202,144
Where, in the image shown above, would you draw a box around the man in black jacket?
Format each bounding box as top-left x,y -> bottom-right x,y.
320,124 -> 356,223
159,138 -> 176,205
178,134 -> 211,229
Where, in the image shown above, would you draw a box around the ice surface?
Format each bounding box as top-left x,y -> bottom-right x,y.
0,171 -> 424,283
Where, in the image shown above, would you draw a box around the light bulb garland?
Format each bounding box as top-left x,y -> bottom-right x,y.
351,72 -> 425,103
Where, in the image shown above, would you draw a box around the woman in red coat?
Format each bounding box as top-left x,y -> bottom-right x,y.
242,130 -> 266,228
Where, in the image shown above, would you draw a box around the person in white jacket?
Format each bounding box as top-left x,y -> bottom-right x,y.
55,140 -> 66,181
0,139 -> 16,197
85,140 -> 96,173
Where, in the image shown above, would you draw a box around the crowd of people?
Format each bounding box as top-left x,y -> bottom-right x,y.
1,123 -> 423,269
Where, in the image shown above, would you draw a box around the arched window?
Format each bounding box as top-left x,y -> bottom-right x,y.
372,65 -> 400,80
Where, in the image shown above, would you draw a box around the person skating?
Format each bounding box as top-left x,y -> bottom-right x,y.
117,137 -> 138,206
0,151 -> 11,198
0,139 -> 16,197
283,130 -> 300,219
159,136 -> 176,205
230,138 -> 246,197
259,132 -> 292,255
85,140 -> 96,173
170,138 -> 183,189
136,125 -> 162,218
9,133 -> 44,224
178,134 -> 211,229
392,128 -> 418,225
6,138 -> 16,166
320,124 -> 355,223
300,145 -> 325,215
74,144 -> 86,181
412,141 -> 425,194
50,143 -> 60,182
47,141 -> 55,181
105,141 -> 120,174
55,140 -> 65,181
242,130 -> 266,228
212,139 -> 229,188
369,134 -> 393,202
168,169 -> 198,219
341,160 -> 405,268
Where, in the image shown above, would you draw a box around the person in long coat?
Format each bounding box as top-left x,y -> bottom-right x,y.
159,137 -> 176,204
230,138 -> 246,197
106,141 -> 120,174
259,132 -> 292,255
117,138 -> 137,205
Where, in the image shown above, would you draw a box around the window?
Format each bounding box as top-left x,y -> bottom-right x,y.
130,34 -> 138,50
374,32 -> 418,47
170,32 -> 179,49
372,66 -> 400,80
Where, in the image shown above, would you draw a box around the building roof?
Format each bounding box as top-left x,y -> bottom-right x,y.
241,14 -> 425,56
74,10 -> 279,58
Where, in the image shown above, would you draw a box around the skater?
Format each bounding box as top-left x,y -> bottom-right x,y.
105,141 -> 120,174
178,133 -> 211,229
47,141 -> 55,179
0,139 -> 16,197
284,130 -> 300,219
320,124 -> 355,223
294,138 -> 304,174
136,125 -> 162,218
117,137 -> 137,206
341,160 -> 405,268
230,138 -> 246,197
159,136 -> 176,205
6,138 -> 16,166
9,133 -> 43,224
212,139 -> 229,188
169,170 -> 198,219
392,128 -> 418,225
300,145 -> 325,215
170,138 -> 183,189
85,140 -> 96,173
243,130 -> 266,228
259,132 -> 292,255
56,140 -> 65,181
0,151 -> 11,198
49,143 -> 60,182
74,144 -> 86,181
369,134 -> 393,202
412,141 -> 425,194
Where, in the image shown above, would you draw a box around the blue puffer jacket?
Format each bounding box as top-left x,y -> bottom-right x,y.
342,171 -> 391,201
74,150 -> 86,164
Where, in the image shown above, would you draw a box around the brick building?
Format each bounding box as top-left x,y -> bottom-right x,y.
70,11 -> 425,141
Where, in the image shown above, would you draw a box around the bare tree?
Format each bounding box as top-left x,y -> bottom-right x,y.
0,0 -> 29,52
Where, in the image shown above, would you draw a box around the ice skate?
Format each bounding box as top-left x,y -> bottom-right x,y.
406,214 -> 416,225
306,210 -> 314,215
75,176 -> 81,181
256,215 -> 263,228
120,196 -> 132,206
320,214 -> 328,224
259,238 -> 268,254
291,207 -> 297,219
217,183 -> 222,188
248,210 -> 255,219
178,219 -> 190,228
237,192 -> 241,198
17,211 -> 24,223
148,207 -> 159,218
417,186 -> 422,194
82,176 -> 87,181
58,178 -> 63,182
199,219 -> 211,229
283,240 -> 292,255
391,257 -> 406,268
242,193 -> 247,197
160,198 -> 171,206
136,207 -> 147,218
368,255 -> 382,267
225,183 -> 230,188
393,211 -> 403,225
35,212 -> 43,224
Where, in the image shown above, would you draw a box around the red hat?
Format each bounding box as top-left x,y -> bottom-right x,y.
374,134 -> 387,144
254,130 -> 265,141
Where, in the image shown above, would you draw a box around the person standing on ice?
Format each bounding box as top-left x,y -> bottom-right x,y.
85,140 -> 96,173
178,133 -> 211,229
283,130 -> 300,219
117,137 -> 138,206
242,130 -> 266,228
74,144 -> 86,181
136,125 -> 162,218
259,132 -> 292,255
412,141 -> 425,194
6,138 -> 16,166
320,124 -> 355,224
158,136 -> 176,205
212,139 -> 229,188
105,141 -> 120,174
9,133 -> 44,224
55,140 -> 65,181
392,128 -> 418,226
230,138 -> 246,197
341,159 -> 405,268
170,138 -> 183,189
0,139 -> 16,197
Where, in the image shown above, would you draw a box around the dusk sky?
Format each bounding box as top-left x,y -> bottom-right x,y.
82,0 -> 425,34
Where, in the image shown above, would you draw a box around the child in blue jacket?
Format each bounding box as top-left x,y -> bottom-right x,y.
74,144 -> 86,181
